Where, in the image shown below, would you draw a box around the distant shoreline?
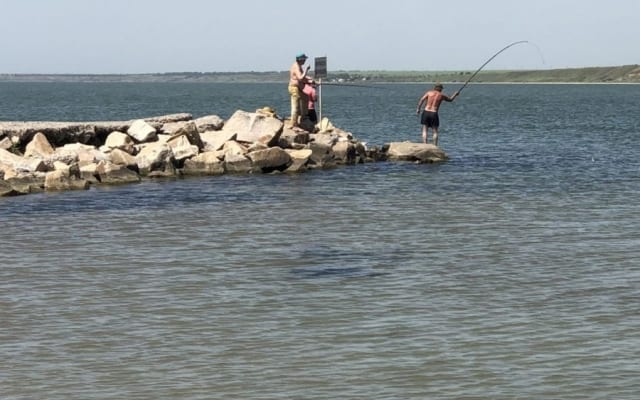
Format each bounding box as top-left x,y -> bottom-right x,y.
1,64 -> 639,84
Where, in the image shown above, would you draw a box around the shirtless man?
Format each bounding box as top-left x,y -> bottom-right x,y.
288,53 -> 311,131
416,83 -> 459,146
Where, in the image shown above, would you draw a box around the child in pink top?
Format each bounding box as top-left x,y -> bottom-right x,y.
302,79 -> 318,123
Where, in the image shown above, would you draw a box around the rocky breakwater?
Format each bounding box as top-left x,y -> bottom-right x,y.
0,109 -> 449,197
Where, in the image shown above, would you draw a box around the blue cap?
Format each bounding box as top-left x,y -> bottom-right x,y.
296,53 -> 308,60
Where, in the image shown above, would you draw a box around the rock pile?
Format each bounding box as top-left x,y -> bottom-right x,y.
0,109 -> 448,197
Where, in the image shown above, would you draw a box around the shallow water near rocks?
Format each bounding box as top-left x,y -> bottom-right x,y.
1,82 -> 639,399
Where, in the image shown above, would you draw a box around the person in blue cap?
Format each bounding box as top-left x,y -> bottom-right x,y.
288,53 -> 311,131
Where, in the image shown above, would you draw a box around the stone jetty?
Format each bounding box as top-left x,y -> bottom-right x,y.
0,108 -> 448,197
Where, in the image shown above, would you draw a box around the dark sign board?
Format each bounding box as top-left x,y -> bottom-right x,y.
314,57 -> 327,78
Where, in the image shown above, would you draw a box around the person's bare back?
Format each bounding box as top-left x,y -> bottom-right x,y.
425,90 -> 446,112
416,83 -> 459,146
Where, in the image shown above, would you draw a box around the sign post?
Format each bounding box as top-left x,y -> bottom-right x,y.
314,57 -> 327,127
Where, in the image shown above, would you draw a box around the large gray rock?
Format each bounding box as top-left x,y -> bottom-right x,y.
182,152 -> 225,176
0,148 -> 47,174
221,141 -> 248,158
105,131 -> 135,154
168,135 -> 199,161
170,121 -> 204,150
24,132 -> 55,158
96,160 -> 141,184
332,141 -> 357,165
201,130 -> 237,152
109,148 -> 138,169
136,142 -> 174,175
284,149 -> 312,173
386,142 -> 448,163
306,142 -> 335,169
3,173 -> 45,194
248,147 -> 291,172
195,115 -> 224,132
224,153 -> 252,173
44,168 -> 90,191
221,110 -> 283,146
79,163 -> 100,183
160,121 -> 189,135
0,180 -> 20,196
312,132 -> 339,147
127,120 -> 157,142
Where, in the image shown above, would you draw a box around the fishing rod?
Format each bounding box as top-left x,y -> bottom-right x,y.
457,40 -> 530,94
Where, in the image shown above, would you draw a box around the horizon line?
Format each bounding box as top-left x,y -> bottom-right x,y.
1,64 -> 638,76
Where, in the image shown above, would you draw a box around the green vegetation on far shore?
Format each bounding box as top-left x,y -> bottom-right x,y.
1,65 -> 639,83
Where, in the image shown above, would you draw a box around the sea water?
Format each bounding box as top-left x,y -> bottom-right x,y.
1,82 -> 639,399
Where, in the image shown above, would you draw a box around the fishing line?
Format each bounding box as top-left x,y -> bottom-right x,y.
527,40 -> 547,67
457,40 -> 546,95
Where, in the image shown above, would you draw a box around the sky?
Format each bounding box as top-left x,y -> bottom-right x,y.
1,0 -> 638,74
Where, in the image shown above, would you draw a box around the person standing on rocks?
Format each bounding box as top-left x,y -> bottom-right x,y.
288,53 -> 311,132
416,83 -> 459,146
303,78 -> 318,124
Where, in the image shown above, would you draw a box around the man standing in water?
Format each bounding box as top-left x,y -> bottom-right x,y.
416,83 -> 459,146
288,53 -> 311,131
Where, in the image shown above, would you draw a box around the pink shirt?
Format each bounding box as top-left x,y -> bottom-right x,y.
303,84 -> 317,109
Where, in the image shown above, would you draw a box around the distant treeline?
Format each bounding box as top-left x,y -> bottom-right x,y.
2,65 -> 639,83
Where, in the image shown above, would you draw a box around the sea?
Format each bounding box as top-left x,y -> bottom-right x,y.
1,82 -> 639,399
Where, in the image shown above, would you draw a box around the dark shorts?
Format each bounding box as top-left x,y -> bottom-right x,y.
308,109 -> 318,123
420,111 -> 439,128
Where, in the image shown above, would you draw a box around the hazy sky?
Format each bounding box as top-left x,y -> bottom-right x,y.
1,0 -> 637,74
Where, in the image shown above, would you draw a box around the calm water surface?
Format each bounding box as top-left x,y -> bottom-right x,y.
1,83 -> 639,399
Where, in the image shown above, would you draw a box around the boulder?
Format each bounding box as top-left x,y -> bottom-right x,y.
136,142 -> 175,176
195,115 -> 224,132
306,142 -> 335,169
182,152 -> 225,175
105,131 -> 135,154
332,141 -> 357,165
224,153 -> 252,173
109,148 -> 138,170
168,135 -> 199,161
53,160 -> 71,172
78,148 -> 107,166
221,110 -> 283,146
386,142 -> 448,163
248,147 -> 291,172
44,148 -> 76,170
317,117 -> 335,133
312,132 -> 339,147
127,119 -> 157,142
284,149 -> 312,173
160,121 -> 189,135
44,168 -> 90,191
279,127 -> 309,148
222,140 -> 248,158
0,180 -> 20,196
24,132 -> 55,158
0,148 -> 47,173
4,173 -> 46,194
201,130 -> 237,152
79,163 -> 100,183
170,121 -> 204,150
96,160 -> 141,184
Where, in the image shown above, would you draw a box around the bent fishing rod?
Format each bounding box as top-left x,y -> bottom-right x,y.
457,40 -> 530,95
